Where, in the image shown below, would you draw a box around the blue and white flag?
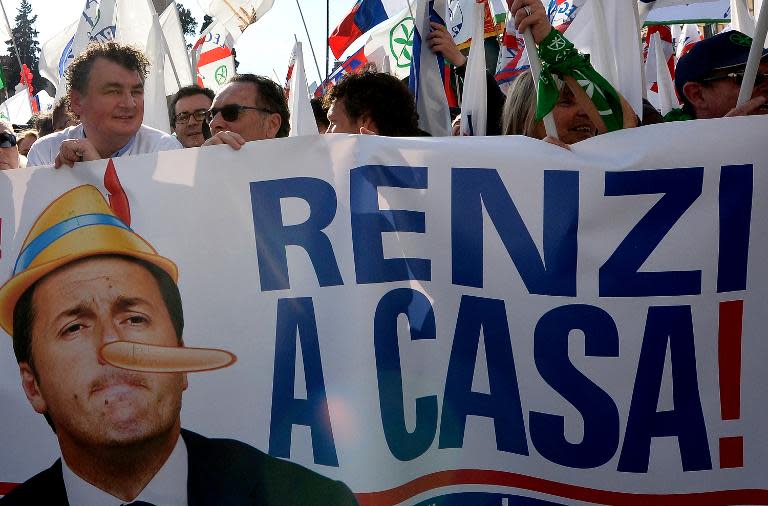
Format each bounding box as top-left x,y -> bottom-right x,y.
408,0 -> 451,136
39,0 -> 117,96
495,12 -> 530,91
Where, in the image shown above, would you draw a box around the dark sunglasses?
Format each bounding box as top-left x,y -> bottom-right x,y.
0,131 -> 17,148
206,104 -> 274,122
699,70 -> 767,87
174,109 -> 208,124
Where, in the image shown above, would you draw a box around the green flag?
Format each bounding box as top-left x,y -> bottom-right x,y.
535,29 -> 625,132
0,67 -> 5,91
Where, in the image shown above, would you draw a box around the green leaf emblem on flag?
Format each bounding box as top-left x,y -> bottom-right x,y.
215,65 -> 228,85
389,17 -> 415,69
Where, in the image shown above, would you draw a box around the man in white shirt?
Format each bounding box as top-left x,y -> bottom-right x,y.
0,185 -> 357,505
27,41 -> 181,168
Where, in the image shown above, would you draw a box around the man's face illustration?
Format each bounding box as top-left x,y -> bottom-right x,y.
19,256 -> 187,454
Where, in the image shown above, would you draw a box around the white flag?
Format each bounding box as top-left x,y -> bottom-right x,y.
449,0 -> 478,46
35,90 -> 56,114
644,0 -> 729,24
676,23 -> 703,58
566,0 -> 644,118
364,8 -> 414,81
193,20 -> 236,92
459,1 -> 487,136
729,0 -> 756,36
0,89 -> 33,125
197,0 -> 274,39
116,0 -> 170,133
287,42 -> 318,137
160,2 -> 195,95
650,31 -> 679,115
408,0 -> 451,136
41,0 -> 117,97
38,20 -> 78,91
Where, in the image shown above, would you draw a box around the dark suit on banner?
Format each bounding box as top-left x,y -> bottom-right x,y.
0,429 -> 358,505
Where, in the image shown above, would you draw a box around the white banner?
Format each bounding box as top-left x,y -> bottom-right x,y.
1,117 -> 767,504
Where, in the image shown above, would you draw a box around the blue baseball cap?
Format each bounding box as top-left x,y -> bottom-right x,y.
675,30 -> 768,101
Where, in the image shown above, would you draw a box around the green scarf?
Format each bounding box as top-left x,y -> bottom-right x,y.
535,29 -> 625,132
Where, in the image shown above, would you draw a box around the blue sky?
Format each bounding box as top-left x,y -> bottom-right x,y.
2,0 -> 354,87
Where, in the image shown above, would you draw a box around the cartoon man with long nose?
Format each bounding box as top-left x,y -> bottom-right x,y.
0,185 -> 357,505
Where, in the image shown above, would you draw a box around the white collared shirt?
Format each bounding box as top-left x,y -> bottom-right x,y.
61,435 -> 188,506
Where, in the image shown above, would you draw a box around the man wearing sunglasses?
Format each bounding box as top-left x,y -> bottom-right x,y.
203,74 -> 289,150
675,30 -> 768,120
0,120 -> 21,171
27,42 -> 181,168
170,85 -> 215,148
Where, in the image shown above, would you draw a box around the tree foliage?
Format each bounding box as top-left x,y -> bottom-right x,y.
4,0 -> 43,93
176,2 -> 198,38
200,14 -> 213,34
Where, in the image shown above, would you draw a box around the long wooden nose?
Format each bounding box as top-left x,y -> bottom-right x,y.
99,341 -> 237,373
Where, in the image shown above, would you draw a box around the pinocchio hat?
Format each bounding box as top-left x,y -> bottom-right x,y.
675,30 -> 768,101
0,185 -> 178,336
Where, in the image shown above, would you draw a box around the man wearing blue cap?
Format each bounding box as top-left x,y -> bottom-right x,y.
675,30 -> 768,119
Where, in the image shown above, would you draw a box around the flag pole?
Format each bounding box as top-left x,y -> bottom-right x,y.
294,0 -> 324,86
510,2 -> 557,139
736,0 -> 767,106
0,0 -> 37,114
325,0 -> 330,84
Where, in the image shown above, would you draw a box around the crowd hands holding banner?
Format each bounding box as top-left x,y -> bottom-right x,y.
0,0 -> 762,173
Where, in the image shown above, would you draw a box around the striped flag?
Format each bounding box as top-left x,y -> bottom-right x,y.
547,0 -> 587,32
494,13 -> 530,92
315,47 -> 369,97
329,0 -> 408,59
193,21 -> 236,92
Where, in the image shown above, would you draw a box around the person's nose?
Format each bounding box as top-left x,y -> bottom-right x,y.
96,320 -> 122,365
209,112 -> 225,132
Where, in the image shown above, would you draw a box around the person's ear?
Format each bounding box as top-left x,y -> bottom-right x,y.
359,115 -> 379,135
69,90 -> 83,117
266,112 -> 282,138
682,82 -> 707,112
19,362 -> 47,415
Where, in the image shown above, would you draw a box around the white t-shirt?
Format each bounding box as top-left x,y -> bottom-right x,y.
27,124 -> 182,167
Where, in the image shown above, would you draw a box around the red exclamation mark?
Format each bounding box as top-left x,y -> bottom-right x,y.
718,299 -> 743,468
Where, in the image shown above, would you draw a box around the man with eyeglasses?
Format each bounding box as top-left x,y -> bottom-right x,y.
0,120 -> 21,170
675,30 -> 768,120
170,85 -> 215,148
27,42 -> 181,168
203,74 -> 290,150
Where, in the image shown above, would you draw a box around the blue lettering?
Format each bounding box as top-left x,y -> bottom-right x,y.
269,297 -> 339,466
350,165 -> 430,284
600,167 -> 703,297
250,178 -> 343,291
530,304 -> 620,468
451,168 -> 578,295
618,305 -> 711,472
717,164 -> 752,292
438,295 -> 529,455
374,288 -> 438,461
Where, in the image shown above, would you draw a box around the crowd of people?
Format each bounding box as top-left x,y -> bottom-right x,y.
0,0 -> 766,504
0,0 -> 762,173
